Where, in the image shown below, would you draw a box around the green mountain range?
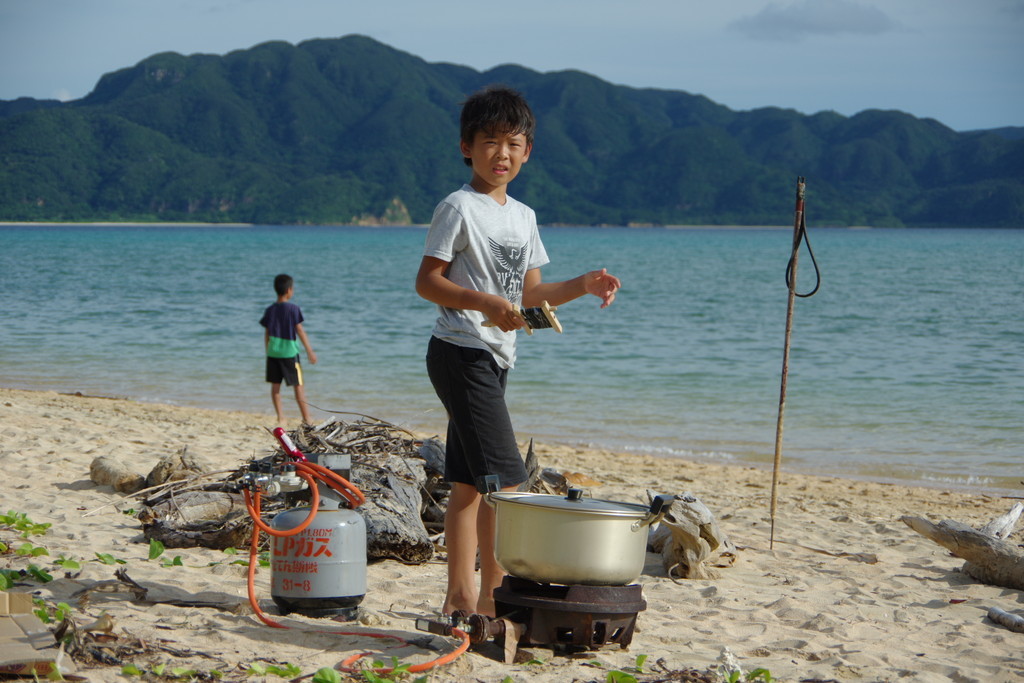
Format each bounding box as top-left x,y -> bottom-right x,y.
2,35 -> 1022,227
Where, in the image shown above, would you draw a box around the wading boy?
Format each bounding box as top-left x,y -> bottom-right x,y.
260,273 -> 317,425
415,86 -> 621,617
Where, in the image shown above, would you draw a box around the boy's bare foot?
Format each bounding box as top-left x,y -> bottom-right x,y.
442,592 -> 478,616
475,596 -> 496,618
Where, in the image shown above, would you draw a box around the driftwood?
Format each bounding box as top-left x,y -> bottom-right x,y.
70,567 -> 248,613
285,417 -> 441,564
90,456 -> 146,494
988,607 -> 1024,634
146,447 -> 207,487
980,502 -> 1024,539
139,489 -> 254,549
351,454 -> 434,563
647,490 -> 736,580
901,505 -> 1024,590
109,414 -> 715,576
113,415 -> 441,561
417,437 -> 449,531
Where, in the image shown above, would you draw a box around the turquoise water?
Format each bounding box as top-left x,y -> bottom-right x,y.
2,225 -> 1022,494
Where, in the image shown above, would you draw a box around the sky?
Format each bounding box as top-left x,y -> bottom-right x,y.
1,0 -> 1022,132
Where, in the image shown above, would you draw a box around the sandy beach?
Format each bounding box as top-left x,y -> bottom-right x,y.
1,386 -> 1022,682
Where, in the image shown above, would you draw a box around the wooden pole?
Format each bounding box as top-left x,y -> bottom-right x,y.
770,177 -> 805,550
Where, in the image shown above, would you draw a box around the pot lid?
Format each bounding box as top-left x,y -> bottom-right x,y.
488,489 -> 650,517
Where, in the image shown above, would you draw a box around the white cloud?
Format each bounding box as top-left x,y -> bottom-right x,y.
730,0 -> 900,41
52,88 -> 73,102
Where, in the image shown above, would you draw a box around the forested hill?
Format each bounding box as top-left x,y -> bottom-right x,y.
1,35 -> 1021,227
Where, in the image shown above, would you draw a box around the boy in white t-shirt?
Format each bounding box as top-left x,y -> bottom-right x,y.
415,85 -> 621,617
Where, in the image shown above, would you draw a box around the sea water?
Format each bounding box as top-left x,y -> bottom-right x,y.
1,225 -> 1021,494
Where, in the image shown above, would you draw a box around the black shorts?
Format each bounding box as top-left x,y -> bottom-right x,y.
266,356 -> 303,386
426,336 -> 526,492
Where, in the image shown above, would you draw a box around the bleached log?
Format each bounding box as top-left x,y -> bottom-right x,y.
987,607 -> 1024,634
521,438 -> 540,492
351,455 -> 434,563
417,437 -> 446,477
138,488 -> 254,549
89,456 -> 146,494
900,515 -> 1024,590
146,447 -> 208,487
980,502 -> 1023,540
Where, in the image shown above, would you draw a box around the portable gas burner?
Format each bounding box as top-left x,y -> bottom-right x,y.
416,488 -> 670,660
417,577 -> 647,660
494,576 -> 646,651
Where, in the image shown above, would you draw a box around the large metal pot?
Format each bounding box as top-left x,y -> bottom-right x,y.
485,487 -> 673,586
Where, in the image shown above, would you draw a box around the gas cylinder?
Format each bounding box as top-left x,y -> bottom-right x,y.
270,453 -> 367,618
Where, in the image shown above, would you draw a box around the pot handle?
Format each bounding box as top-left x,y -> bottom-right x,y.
633,494 -> 676,530
482,475 -> 501,507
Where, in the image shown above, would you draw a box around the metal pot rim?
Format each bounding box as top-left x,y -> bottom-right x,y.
487,490 -> 651,518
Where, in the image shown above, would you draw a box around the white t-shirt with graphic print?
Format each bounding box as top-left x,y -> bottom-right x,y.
423,184 -> 550,369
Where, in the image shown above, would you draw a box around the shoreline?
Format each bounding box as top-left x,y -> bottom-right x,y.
6,378 -> 1015,501
11,380 -> 1022,500
1,385 -> 1022,681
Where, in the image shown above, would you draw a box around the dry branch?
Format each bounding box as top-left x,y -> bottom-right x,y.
901,511 -> 1024,590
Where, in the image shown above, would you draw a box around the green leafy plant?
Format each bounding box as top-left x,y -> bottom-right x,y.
32,598 -> 72,624
148,539 -> 166,560
145,540 -> 190,568
349,657 -> 429,682
15,542 -> 49,558
221,547 -> 254,567
725,669 -> 775,683
246,662 -> 302,678
123,663 -> 203,679
312,668 -> 342,683
0,511 -> 52,538
1,563 -> 54,585
94,552 -> 127,565
26,564 -> 53,583
603,654 -> 650,682
54,555 -> 81,570
0,569 -> 17,590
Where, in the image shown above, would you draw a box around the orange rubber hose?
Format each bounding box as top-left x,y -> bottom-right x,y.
242,470 -> 320,536
243,467 -> 469,674
337,627 -> 471,675
296,461 -> 365,508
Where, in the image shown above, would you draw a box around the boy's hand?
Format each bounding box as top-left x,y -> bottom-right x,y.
483,295 -> 526,332
584,268 -> 621,308
308,350 -> 318,365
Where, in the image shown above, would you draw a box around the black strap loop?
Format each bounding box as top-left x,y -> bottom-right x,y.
785,180 -> 821,298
